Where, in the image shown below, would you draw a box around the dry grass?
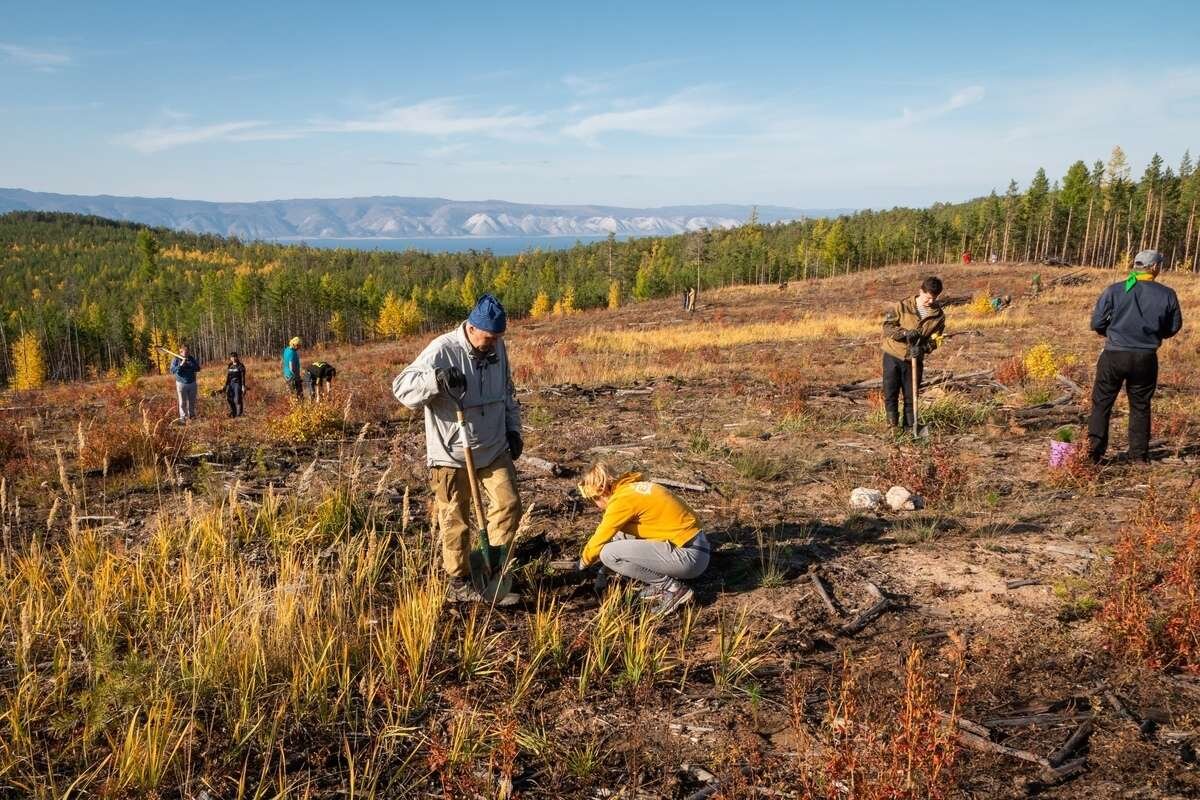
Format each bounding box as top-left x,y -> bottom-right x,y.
576,309 -> 1031,356
1102,492 -> 1200,672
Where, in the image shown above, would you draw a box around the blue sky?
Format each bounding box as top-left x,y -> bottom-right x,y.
2,0 -> 1198,208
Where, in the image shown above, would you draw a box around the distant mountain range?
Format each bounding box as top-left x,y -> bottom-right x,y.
0,188 -> 848,241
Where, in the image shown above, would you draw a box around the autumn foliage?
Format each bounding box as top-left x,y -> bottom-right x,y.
1103,494 -> 1200,672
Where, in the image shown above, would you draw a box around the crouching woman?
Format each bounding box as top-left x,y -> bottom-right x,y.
577,462 -> 709,614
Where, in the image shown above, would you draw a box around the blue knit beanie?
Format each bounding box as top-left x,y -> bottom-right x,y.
467,293 -> 507,334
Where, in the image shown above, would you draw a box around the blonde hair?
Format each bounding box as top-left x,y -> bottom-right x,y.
579,461 -> 621,500
289,336 -> 302,347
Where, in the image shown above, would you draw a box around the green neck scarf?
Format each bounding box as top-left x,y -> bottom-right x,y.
1124,271 -> 1154,292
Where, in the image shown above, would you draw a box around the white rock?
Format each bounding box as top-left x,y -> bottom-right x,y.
886,485 -> 924,511
849,487 -> 883,510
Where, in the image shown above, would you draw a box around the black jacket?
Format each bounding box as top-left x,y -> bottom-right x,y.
222,362 -> 246,392
1090,279 -> 1183,352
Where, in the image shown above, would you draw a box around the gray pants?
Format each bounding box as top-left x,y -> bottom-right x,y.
176,381 -> 198,420
599,532 -> 709,590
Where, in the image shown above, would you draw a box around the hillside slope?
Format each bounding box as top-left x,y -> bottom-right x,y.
1,262 -> 1198,797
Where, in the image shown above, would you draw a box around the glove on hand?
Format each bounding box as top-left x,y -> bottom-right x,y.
507,430 -> 524,460
434,366 -> 467,398
904,329 -> 922,344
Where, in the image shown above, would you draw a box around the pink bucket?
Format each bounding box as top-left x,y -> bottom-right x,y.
1049,440 -> 1076,467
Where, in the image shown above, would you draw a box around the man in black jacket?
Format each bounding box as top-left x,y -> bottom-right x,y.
1087,250 -> 1183,463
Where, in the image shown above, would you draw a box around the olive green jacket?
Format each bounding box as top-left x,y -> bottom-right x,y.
881,297 -> 946,361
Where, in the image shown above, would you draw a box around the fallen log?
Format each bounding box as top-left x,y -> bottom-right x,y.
956,729 -> 1051,769
654,478 -> 708,493
840,597 -> 891,636
809,572 -> 841,619
1049,718 -> 1094,767
517,455 -> 574,477
1005,578 -> 1042,590
935,710 -> 990,738
982,712 -> 1093,729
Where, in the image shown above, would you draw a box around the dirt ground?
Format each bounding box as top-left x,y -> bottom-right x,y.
3,261 -> 1200,798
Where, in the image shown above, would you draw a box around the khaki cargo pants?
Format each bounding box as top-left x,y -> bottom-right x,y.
430,454 -> 521,578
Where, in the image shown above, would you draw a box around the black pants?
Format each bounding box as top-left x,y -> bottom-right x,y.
1088,349 -> 1158,461
882,352 -> 923,428
226,386 -> 244,417
286,376 -> 304,400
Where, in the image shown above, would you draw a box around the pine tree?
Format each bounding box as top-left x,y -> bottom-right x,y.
460,271 -> 478,310
529,291 -> 551,319
558,284 -> 577,315
329,311 -> 348,344
376,291 -> 422,338
11,330 -> 46,390
136,228 -> 159,281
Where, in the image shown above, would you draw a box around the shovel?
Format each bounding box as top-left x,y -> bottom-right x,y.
451,389 -> 518,606
909,346 -> 929,438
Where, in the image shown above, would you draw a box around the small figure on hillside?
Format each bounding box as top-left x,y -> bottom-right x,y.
962,250 -> 973,264
169,344 -> 201,424
282,337 -> 303,400
392,294 -> 523,604
880,276 -> 946,431
1031,273 -> 1042,295
1087,250 -> 1183,464
221,353 -> 247,418
306,361 -> 337,401
574,461 -> 709,615
989,252 -> 999,264
989,295 -> 1012,312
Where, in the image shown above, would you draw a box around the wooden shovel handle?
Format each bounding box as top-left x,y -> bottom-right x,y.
455,407 -> 488,533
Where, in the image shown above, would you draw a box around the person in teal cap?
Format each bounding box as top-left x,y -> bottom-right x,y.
1087,250 -> 1183,463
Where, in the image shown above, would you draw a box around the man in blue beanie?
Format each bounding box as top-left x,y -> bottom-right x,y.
393,293 -> 523,603
1087,250 -> 1183,463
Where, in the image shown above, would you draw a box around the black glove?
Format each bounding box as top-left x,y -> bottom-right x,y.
434,366 -> 466,398
904,329 -> 922,345
507,430 -> 524,460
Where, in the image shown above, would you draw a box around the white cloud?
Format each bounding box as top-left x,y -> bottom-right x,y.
563,89 -> 745,139
0,42 -> 72,71
563,73 -> 608,96
884,85 -> 985,129
115,121 -> 294,153
309,98 -> 547,140
425,142 -> 470,159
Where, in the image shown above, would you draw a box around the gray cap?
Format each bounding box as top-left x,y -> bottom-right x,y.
1134,249 -> 1163,268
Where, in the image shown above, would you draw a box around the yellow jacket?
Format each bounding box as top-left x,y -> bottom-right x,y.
580,473 -> 701,566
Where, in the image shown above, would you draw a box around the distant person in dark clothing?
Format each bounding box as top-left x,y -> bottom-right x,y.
169,345 -> 200,423
880,276 -> 946,430
1087,250 -> 1183,463
222,353 -> 247,417
306,361 -> 337,401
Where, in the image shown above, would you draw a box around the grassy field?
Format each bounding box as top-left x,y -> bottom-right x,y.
2,262 -> 1199,798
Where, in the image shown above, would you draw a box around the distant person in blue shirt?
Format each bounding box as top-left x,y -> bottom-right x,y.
169,344 -> 201,423
282,337 -> 303,400
1087,250 -> 1183,463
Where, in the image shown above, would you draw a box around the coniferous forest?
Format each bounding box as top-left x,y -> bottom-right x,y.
3,145 -> 1199,385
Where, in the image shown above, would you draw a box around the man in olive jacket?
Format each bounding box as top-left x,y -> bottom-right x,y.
880,276 -> 946,430
392,294 -> 523,602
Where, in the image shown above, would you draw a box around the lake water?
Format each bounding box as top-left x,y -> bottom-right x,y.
267,234 -> 630,256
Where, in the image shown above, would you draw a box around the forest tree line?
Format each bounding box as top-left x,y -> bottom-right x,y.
2,145 -> 1198,385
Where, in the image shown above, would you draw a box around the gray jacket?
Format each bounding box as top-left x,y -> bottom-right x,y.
392,323 -> 521,469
